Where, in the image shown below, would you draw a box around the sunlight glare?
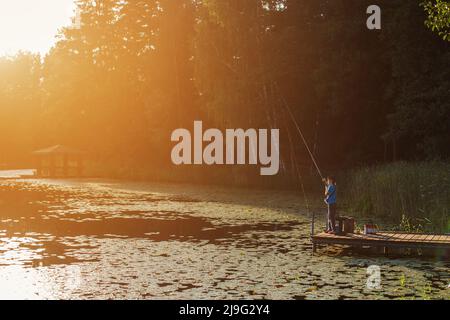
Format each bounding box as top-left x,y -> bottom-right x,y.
0,0 -> 76,56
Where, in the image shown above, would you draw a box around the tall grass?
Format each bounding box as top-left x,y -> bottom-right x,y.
341,162 -> 449,233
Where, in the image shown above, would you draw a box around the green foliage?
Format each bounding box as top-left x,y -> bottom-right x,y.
399,273 -> 406,287
342,162 -> 450,232
422,0 -> 450,41
420,284 -> 433,300
381,1 -> 450,161
398,214 -> 427,233
0,1 -> 448,187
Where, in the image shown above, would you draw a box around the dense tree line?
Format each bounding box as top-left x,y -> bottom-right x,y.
0,0 -> 448,184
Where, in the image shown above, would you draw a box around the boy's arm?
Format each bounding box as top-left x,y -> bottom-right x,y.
322,179 -> 327,196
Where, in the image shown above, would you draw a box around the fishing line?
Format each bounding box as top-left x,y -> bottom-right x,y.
285,120 -> 311,215
272,81 -> 311,218
275,82 -> 324,181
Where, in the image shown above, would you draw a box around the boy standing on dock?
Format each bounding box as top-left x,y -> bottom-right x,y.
324,176 -> 337,234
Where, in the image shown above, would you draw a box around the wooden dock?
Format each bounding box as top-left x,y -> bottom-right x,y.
311,231 -> 450,253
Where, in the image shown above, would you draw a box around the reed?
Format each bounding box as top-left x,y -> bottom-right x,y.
341,162 -> 450,233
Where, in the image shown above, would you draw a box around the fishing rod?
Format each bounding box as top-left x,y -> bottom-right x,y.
276,83 -> 325,181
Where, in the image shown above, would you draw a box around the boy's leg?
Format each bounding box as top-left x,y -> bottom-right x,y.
326,204 -> 331,232
329,204 -> 336,232
326,205 -> 330,231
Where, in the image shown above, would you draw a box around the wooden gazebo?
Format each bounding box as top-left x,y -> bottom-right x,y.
32,145 -> 85,178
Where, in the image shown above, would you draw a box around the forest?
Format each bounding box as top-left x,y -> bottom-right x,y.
0,1 -> 448,192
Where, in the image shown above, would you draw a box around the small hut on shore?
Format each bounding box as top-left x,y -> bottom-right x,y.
32,145 -> 85,178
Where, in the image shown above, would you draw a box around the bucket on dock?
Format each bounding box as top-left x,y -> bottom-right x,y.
343,218 -> 355,234
364,224 -> 378,235
336,216 -> 355,234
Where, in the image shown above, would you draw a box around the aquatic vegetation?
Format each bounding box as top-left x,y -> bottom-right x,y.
341,162 -> 450,233
0,178 -> 447,299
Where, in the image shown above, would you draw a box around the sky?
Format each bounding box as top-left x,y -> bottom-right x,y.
0,0 -> 76,56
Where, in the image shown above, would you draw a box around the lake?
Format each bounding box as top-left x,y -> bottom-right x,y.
0,174 -> 448,299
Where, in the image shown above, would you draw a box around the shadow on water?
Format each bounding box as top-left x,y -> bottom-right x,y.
0,182 -> 301,267
93,180 -> 320,213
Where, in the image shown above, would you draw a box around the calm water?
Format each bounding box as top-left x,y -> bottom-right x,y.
0,174 -> 448,299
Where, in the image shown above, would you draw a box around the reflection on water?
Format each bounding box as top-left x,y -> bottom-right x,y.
0,176 -> 448,299
0,169 -> 35,179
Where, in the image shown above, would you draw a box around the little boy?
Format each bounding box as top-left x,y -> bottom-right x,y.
323,176 -> 337,234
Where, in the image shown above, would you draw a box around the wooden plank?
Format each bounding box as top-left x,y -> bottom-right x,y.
391,233 -> 403,241
312,230 -> 450,251
420,234 -> 433,242
409,234 -> 426,242
393,233 -> 407,241
400,233 -> 411,241
434,235 -> 449,242
383,233 -> 398,241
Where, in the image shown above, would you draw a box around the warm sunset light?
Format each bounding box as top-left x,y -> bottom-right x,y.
0,0 -> 76,56
0,0 -> 448,304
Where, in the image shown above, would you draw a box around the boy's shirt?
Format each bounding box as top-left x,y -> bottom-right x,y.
325,184 -> 337,205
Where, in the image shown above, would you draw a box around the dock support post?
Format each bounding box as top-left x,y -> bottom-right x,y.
311,212 -> 316,254
384,246 -> 388,256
